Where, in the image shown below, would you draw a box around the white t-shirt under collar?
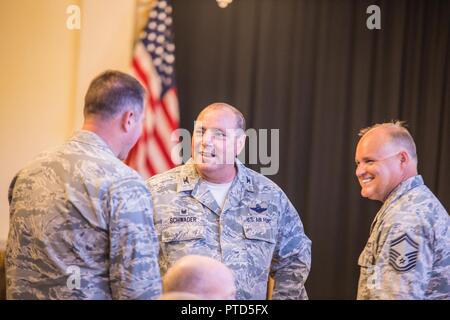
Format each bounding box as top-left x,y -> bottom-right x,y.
203,179 -> 234,210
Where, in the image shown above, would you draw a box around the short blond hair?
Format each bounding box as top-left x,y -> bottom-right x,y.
359,120 -> 417,160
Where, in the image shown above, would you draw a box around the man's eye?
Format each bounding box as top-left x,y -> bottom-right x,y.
214,131 -> 226,138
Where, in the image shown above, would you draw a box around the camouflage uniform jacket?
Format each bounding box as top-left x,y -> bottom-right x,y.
6,130 -> 162,300
147,158 -> 312,300
357,175 -> 450,299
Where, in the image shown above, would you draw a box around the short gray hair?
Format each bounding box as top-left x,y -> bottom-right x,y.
359,120 -> 417,160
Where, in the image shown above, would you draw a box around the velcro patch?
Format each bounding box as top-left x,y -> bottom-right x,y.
389,233 -> 419,273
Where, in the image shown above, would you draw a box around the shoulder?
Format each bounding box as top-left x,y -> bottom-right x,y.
244,166 -> 286,198
388,184 -> 448,228
381,185 -> 450,246
11,144 -> 66,185
19,142 -> 144,189
145,164 -> 185,191
240,166 -> 296,214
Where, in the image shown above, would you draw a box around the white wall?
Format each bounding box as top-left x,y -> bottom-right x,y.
74,0 -> 137,129
0,0 -> 137,241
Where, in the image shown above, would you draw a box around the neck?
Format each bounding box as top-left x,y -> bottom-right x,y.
82,119 -> 121,158
198,164 -> 237,184
382,167 -> 418,202
402,165 -> 418,182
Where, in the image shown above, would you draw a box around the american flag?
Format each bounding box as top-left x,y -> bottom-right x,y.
126,0 -> 181,178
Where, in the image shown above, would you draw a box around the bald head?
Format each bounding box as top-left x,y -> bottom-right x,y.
163,255 -> 236,300
358,121 -> 417,164
197,103 -> 246,132
355,121 -> 419,202
158,292 -> 202,300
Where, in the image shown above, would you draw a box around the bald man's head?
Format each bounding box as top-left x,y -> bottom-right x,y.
163,255 -> 236,300
358,121 -> 417,164
191,103 -> 247,183
355,121 -> 419,202
197,103 -> 246,132
158,291 -> 202,300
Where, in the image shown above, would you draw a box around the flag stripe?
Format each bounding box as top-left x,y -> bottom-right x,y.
132,57 -> 150,90
126,0 -> 180,179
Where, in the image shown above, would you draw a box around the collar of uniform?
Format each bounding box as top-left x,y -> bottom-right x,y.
176,158 -> 200,193
70,130 -> 116,156
175,159 -> 220,214
176,158 -> 254,193
384,175 -> 424,208
370,175 -> 424,233
235,158 -> 254,193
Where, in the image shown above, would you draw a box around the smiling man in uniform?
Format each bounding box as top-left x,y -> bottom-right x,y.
147,102 -> 312,300
355,121 -> 449,299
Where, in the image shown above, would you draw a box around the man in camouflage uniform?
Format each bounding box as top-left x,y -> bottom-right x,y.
355,121 -> 449,299
147,103 -> 311,300
6,70 -> 162,299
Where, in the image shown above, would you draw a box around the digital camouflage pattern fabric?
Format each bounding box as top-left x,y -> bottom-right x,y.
147,158 -> 312,300
6,131 -> 162,300
358,175 -> 450,299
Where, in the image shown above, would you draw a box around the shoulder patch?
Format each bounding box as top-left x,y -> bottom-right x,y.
389,233 -> 419,273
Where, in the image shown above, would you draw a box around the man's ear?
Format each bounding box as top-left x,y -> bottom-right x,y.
399,150 -> 410,167
121,111 -> 134,132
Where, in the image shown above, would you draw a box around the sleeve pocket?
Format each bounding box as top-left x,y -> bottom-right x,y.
358,244 -> 375,267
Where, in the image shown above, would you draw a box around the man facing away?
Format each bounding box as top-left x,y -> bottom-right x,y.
6,70 -> 162,299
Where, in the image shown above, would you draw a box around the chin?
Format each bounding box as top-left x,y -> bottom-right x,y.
196,162 -> 218,172
363,192 -> 383,202
361,188 -> 373,200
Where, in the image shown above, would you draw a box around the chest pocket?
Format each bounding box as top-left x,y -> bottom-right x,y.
243,222 -> 276,244
358,240 -> 376,267
161,225 -> 206,243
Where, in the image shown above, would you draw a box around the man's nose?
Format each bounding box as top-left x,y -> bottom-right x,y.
355,163 -> 365,177
201,130 -> 214,145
